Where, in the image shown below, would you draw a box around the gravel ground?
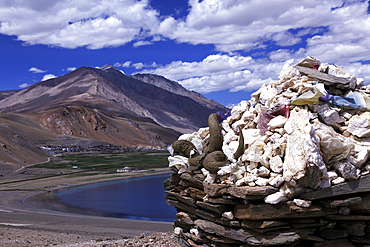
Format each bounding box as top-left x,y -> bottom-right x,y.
0,227 -> 181,247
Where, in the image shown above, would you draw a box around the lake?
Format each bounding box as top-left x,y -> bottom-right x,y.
54,173 -> 177,222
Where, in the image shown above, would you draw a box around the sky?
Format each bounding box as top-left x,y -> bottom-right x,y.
1,0 -> 370,108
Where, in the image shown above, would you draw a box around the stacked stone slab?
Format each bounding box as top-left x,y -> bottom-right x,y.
164,57 -> 370,246
164,172 -> 370,246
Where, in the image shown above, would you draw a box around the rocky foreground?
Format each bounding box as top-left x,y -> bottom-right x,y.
1,228 -> 181,247
0,227 -> 181,247
165,57 -> 370,246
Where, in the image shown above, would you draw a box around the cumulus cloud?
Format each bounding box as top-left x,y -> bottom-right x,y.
148,0 -> 370,92
66,67 -> 76,71
28,67 -> 46,73
133,40 -> 153,47
18,83 -> 29,88
2,0 -> 370,94
42,74 -> 57,81
114,61 -> 132,68
0,0 -> 160,49
133,62 -> 158,70
141,53 -> 290,93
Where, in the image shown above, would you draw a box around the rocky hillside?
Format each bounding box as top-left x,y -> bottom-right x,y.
0,66 -> 228,170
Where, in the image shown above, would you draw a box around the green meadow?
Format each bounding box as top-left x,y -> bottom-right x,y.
33,150 -> 170,173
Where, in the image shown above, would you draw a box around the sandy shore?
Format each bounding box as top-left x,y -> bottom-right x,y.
0,167 -> 181,247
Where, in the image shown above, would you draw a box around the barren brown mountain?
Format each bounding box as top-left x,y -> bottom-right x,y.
0,65 -> 228,171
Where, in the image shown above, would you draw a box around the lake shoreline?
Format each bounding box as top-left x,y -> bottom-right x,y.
0,167 -> 180,246
28,172 -> 176,222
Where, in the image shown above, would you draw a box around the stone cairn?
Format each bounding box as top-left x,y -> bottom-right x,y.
163,56 -> 370,247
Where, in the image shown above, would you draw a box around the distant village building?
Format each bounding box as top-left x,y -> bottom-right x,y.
117,166 -> 137,173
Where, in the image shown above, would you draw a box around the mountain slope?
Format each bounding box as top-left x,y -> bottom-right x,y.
0,65 -> 229,168
131,73 -> 223,110
0,66 -> 228,133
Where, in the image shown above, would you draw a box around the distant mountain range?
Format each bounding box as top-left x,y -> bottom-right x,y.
0,65 -> 228,169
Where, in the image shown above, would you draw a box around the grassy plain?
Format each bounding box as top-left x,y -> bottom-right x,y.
33,150 -> 169,172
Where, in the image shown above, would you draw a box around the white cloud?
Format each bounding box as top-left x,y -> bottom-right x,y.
141,53 -> 290,93
122,61 -> 132,68
18,83 -> 29,88
133,62 -> 144,70
3,0 -> 370,94
114,61 -> 132,68
133,61 -> 158,70
0,0 -> 160,49
28,67 -> 46,73
42,74 -> 57,81
66,67 -> 76,71
133,40 -> 153,47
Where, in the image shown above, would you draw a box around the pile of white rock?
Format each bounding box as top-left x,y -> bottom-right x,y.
169,56 -> 370,205
164,56 -> 370,247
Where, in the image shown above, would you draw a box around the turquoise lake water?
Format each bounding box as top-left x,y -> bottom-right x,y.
54,173 -> 177,222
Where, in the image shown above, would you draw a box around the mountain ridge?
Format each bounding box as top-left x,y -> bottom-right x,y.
0,66 -> 228,169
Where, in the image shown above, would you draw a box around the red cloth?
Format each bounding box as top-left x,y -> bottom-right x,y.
258,105 -> 290,135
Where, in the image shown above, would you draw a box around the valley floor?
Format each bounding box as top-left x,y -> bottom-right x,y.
0,167 -> 181,247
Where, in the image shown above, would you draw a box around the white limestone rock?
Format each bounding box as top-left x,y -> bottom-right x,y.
332,177 -> 345,185
269,175 -> 285,188
264,191 -> 288,204
327,170 -> 338,180
347,143 -> 370,168
230,100 -> 250,121
268,115 -> 287,129
259,86 -> 278,107
241,111 -> 256,121
242,129 -> 262,145
293,199 -> 312,208
346,112 -> 370,138
283,108 -> 327,189
255,177 -> 269,186
311,104 -> 344,126
190,228 -> 201,237
313,120 -> 354,164
260,145 -> 272,169
174,227 -> 182,235
222,211 -> 234,220
269,155 -> 284,173
241,140 -> 265,163
327,64 -> 357,89
223,130 -> 238,144
256,166 -> 270,178
296,56 -> 321,68
278,63 -> 301,83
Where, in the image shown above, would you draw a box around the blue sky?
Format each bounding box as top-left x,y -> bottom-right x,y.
1,0 -> 370,108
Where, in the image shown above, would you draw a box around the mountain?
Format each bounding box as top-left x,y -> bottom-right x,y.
0,65 -> 228,169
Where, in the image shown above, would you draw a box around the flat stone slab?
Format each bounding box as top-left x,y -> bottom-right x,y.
181,173 -> 204,189
325,215 -> 370,221
165,190 -> 197,207
203,182 -> 277,199
234,203 -> 337,220
299,175 -> 370,200
195,219 -> 301,246
321,197 -> 362,208
196,201 -> 226,214
294,65 -> 351,88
